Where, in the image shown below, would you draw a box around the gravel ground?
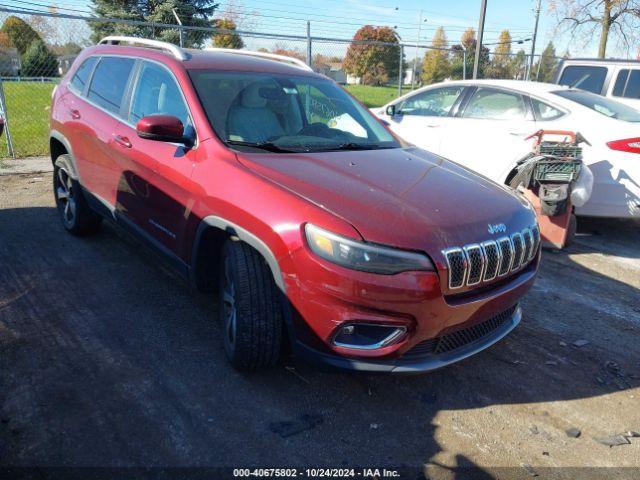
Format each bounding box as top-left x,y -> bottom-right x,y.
0,173 -> 639,479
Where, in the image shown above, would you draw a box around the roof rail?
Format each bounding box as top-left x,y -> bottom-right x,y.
98,36 -> 188,61
205,48 -> 313,72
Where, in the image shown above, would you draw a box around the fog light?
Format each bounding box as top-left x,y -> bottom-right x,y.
333,323 -> 407,350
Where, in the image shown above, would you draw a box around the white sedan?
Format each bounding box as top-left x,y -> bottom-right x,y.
376,80 -> 640,218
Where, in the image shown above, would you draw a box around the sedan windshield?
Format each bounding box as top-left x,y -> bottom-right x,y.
553,89 -> 640,122
189,70 -> 400,153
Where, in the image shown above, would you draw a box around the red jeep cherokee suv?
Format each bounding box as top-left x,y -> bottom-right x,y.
49,37 -> 540,372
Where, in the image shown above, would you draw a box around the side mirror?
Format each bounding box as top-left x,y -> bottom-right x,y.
136,115 -> 188,145
386,104 -> 398,116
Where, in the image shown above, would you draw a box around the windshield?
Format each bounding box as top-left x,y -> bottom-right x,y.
189,70 -> 400,152
553,89 -> 640,122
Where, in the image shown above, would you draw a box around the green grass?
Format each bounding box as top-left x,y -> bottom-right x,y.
1,81 -> 57,158
345,84 -> 403,108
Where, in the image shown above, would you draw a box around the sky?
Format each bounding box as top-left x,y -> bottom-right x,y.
0,0 -> 630,59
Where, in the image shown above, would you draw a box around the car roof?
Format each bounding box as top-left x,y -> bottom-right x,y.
435,79 -> 568,95
89,44 -> 319,77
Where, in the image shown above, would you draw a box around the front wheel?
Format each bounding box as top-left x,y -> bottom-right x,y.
53,155 -> 102,236
218,238 -> 283,371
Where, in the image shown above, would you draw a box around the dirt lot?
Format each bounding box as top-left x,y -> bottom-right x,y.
1,172 -> 639,479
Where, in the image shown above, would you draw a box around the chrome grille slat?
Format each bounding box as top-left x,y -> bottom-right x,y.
522,228 -> 533,261
443,225 -> 538,290
463,244 -> 484,286
511,232 -> 525,271
497,237 -> 514,276
443,248 -> 467,289
481,240 -> 500,281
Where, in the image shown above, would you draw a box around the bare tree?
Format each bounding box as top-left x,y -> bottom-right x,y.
552,0 -> 640,58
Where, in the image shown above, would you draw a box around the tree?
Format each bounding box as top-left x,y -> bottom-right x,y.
486,29 -> 514,79
212,18 -> 244,49
271,45 -> 305,61
554,0 -> 640,58
450,29 -> 486,80
532,41 -> 558,82
512,49 -> 528,80
0,16 -> 42,55
421,27 -> 450,84
343,25 -> 400,86
90,0 -> 219,48
21,40 -> 58,77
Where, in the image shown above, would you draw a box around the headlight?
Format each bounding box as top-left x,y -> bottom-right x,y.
305,223 -> 434,274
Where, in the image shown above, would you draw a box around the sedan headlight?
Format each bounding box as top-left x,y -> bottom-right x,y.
305,223 -> 434,274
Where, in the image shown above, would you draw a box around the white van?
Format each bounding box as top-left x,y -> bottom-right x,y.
554,58 -> 640,109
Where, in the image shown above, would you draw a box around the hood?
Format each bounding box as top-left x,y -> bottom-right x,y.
236,147 -> 536,253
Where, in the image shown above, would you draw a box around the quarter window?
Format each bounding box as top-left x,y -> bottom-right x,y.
531,98 -> 564,121
87,57 -> 135,114
398,86 -> 464,117
462,88 -> 526,120
613,69 -> 640,99
129,62 -> 191,129
558,66 -> 607,94
69,56 -> 97,94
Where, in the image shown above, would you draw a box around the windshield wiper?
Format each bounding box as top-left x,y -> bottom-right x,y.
226,140 -> 296,153
328,142 -> 394,151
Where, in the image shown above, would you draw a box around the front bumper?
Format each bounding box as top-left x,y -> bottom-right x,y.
294,305 -> 521,373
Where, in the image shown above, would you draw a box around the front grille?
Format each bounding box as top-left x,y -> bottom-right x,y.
403,305 -> 518,359
443,225 -> 538,290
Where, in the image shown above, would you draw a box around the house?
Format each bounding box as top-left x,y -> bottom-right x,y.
317,61 -> 347,84
0,47 -> 20,76
57,54 -> 78,76
403,63 -> 422,85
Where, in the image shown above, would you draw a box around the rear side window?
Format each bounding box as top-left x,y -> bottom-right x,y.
129,62 -> 190,128
87,57 -> 135,114
462,88 -> 526,120
553,89 -> 640,122
531,98 -> 564,121
612,69 -> 640,99
558,65 -> 607,94
69,57 -> 97,93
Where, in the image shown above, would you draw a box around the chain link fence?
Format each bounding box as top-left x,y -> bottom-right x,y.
0,7 -> 562,158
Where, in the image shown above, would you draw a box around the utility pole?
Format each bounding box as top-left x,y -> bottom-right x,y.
306,21 -> 312,68
411,10 -> 425,90
527,0 -> 542,80
172,8 -> 183,47
473,0 -> 487,79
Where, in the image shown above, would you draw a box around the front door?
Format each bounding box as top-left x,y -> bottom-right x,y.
113,60 -> 198,261
382,85 -> 466,154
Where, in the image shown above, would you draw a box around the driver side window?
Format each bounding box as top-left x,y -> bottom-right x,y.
298,85 -> 367,138
398,87 -> 464,117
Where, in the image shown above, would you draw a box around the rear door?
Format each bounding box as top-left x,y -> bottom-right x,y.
438,86 -> 537,182
74,56 -> 137,206
380,85 -> 465,153
113,60 -> 197,260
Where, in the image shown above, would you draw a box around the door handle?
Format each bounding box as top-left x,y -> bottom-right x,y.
69,109 -> 81,119
426,124 -> 440,128
114,135 -> 132,148
509,131 -> 527,136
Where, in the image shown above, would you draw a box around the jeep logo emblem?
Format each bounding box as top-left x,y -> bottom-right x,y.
488,223 -> 507,234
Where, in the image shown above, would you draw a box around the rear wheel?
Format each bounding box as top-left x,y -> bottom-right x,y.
218,238 -> 283,371
53,155 -> 102,236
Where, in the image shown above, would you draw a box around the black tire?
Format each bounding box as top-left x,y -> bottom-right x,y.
218,238 -> 283,371
53,155 -> 102,236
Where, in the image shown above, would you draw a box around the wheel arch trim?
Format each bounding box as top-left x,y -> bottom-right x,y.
191,215 -> 286,293
50,130 -> 80,181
